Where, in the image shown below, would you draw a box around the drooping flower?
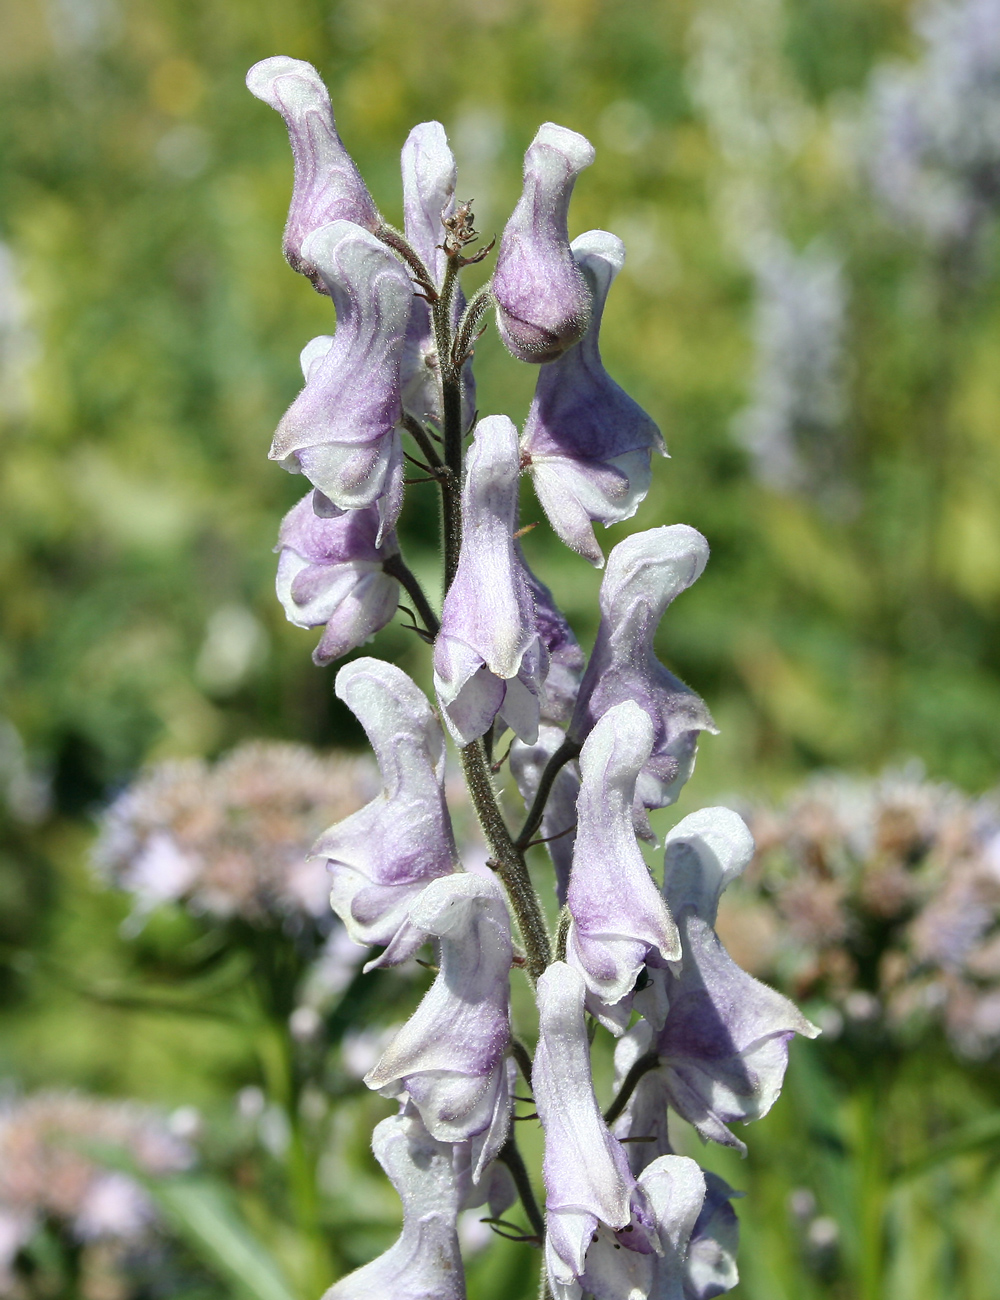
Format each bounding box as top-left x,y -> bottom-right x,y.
324,1110 -> 466,1300
365,873 -> 513,1156
492,124 -> 595,362
433,416 -> 546,745
570,526 -> 717,839
313,659 -> 458,968
509,725 -> 581,905
565,701 -> 680,1025
275,492 -> 399,666
521,230 -> 666,566
268,221 -> 411,525
399,122 -> 475,430
245,58 -> 380,290
684,1172 -> 741,1300
619,807 -> 819,1154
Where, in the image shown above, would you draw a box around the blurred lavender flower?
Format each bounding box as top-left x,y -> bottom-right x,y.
728,765 -> 1000,1061
866,0 -> 1000,252
269,222 -> 411,525
733,235 -> 848,501
246,58 -> 380,289
493,124 -> 595,362
521,230 -> 665,566
275,492 -> 400,666
0,1091 -> 192,1290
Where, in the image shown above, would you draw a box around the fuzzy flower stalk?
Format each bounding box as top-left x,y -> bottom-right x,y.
248,56 -> 818,1299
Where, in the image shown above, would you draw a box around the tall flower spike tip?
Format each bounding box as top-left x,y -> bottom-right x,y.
246,57 -> 380,291
566,700 -> 680,1019
400,122 -> 475,428
522,230 -> 667,566
268,221 -> 411,520
570,525 -> 718,839
433,415 -> 546,745
275,492 -> 399,666
313,659 -> 457,969
638,807 -> 819,1153
533,962 -> 635,1293
493,123 -> 596,362
323,1110 -> 466,1300
365,874 -> 513,1156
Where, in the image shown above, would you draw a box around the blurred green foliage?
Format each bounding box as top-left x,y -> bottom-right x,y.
4,0 -> 1000,1297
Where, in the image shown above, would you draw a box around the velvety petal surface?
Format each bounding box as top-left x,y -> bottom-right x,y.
365,874 -> 513,1149
324,1110 -> 465,1300
493,124 -> 595,362
570,527 -> 718,838
522,231 -> 666,565
313,659 -> 457,966
566,702 -> 680,1013
269,221 -> 411,514
433,416 -> 544,744
246,58 -> 379,290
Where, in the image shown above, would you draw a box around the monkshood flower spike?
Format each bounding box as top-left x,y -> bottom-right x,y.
252,63 -> 817,1298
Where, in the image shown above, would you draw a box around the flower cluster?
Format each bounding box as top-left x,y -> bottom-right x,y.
0,1091 -> 193,1295
866,0 -> 1000,253
724,766 -> 1000,1061
248,56 -> 817,1299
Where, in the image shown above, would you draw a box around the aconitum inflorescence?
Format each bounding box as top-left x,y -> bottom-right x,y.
249,59 -> 818,1299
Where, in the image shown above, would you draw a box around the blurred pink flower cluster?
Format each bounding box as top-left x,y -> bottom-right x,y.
0,1091 -> 193,1295
719,766 -> 1000,1059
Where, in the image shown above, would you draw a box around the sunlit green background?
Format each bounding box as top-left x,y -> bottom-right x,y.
3,0 -> 1000,1296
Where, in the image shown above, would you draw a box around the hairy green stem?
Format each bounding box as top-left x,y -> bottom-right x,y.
515,739 -> 582,850
381,553 -> 440,639
498,1134 -> 545,1241
603,1051 -> 659,1127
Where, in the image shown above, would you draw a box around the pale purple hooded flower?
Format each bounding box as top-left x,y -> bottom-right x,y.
364,873 -> 513,1159
509,725 -> 581,905
521,230 -> 666,566
433,416 -> 546,745
520,553 -> 585,723
323,1109 -> 465,1300
570,526 -> 718,840
533,962 -> 636,1295
684,1172 -> 740,1300
246,58 -> 380,291
312,659 -> 457,969
275,493 -> 399,666
492,124 -> 595,362
618,807 -> 819,1154
399,122 -> 475,430
565,702 -> 680,1026
268,221 -> 411,527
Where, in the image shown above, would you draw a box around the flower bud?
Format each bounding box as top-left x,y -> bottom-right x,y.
493,123 -> 595,362
275,493 -> 399,666
521,230 -> 666,566
246,57 -> 380,291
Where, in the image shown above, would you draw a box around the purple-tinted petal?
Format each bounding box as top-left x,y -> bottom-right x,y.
510,726 -> 581,905
570,527 -> 717,839
274,494 -> 399,665
269,221 -> 411,510
365,874 -> 512,1147
534,963 -> 634,1290
683,1172 -> 740,1300
520,549 -> 585,722
662,808 -> 756,926
493,124 -> 595,362
313,660 -> 457,964
566,702 -> 680,1014
324,1110 -> 465,1300
246,58 -> 380,291
434,416 -> 545,744
522,231 -> 665,565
